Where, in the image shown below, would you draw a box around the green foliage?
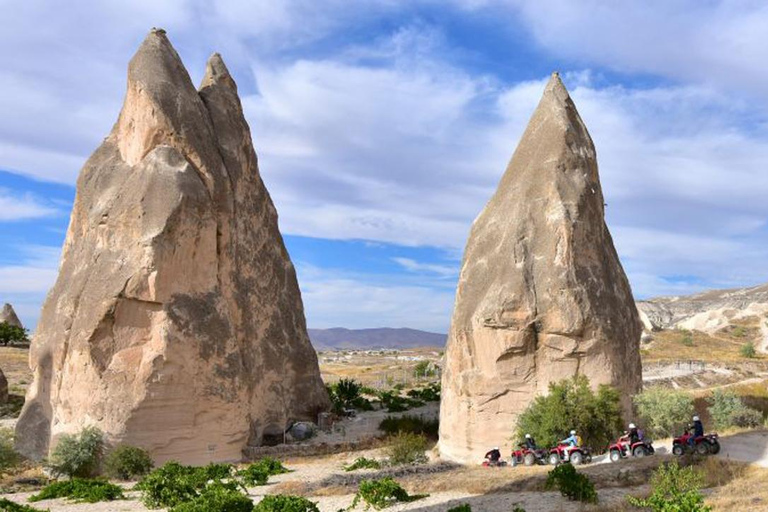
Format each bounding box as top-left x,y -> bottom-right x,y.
28,478 -> 124,503
136,461 -> 239,508
327,379 -> 374,412
0,428 -> 21,473
545,464 -> 598,504
740,341 -> 756,358
515,375 -> 623,450
47,426 -> 104,478
104,445 -> 153,480
351,478 -> 427,510
237,458 -> 289,486
708,388 -> 763,429
0,322 -> 29,346
447,505 -> 471,512
378,415 -> 439,438
377,391 -> 424,413
343,457 -> 382,471
406,383 -> 440,402
732,326 -> 746,338
0,498 -> 48,511
253,495 -> 319,512
170,483 -> 253,512
627,460 -> 711,512
413,361 -> 435,378
634,387 -> 694,438
677,329 -> 694,346
385,432 -> 428,466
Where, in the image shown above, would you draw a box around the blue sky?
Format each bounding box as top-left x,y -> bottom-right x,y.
1,1 -> 768,332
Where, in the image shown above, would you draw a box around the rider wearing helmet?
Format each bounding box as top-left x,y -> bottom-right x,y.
485,446 -> 502,464
688,415 -> 704,446
524,433 -> 537,450
628,423 -> 640,446
560,430 -> 579,458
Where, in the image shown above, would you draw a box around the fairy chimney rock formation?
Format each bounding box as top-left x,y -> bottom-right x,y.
0,304 -> 23,329
438,73 -> 642,464
15,29 -> 329,464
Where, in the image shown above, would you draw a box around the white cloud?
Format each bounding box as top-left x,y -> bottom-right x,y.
392,257 -> 457,278
0,189 -> 59,221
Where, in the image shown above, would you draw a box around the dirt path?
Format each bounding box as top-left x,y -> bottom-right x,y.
715,430 -> 768,468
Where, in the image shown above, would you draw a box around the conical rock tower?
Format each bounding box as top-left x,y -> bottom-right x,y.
438,74 -> 642,463
16,29 -> 329,464
0,303 -> 23,329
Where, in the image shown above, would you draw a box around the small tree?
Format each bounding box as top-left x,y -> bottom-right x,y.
47,426 -> 105,478
740,342 -> 756,358
634,387 -> 694,438
104,445 -> 154,480
0,322 -> 28,346
413,361 -> 435,378
515,375 -> 623,450
708,388 -> 763,429
627,461 -> 710,511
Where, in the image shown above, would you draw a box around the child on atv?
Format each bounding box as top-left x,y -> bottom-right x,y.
484,447 -> 502,466
560,430 -> 580,458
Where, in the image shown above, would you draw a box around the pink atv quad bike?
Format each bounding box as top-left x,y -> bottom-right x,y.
547,444 -> 592,465
608,434 -> 655,462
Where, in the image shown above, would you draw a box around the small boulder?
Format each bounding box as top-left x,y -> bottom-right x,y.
288,421 -> 317,441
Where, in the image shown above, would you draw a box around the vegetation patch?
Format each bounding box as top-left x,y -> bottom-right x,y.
377,391 -> 424,413
237,457 -> 289,486
627,460 -> 710,511
170,482 -> 253,512
515,375 -> 622,450
385,433 -> 428,466
350,477 -> 428,510
406,383 -> 440,402
136,461 -> 240,508
46,426 -> 104,478
634,386 -> 694,438
378,415 -> 438,438
545,464 -> 597,504
104,445 -> 153,480
327,379 -> 374,413
740,341 -> 757,358
253,494 -> 319,512
343,457 -> 382,472
708,388 -> 763,429
0,428 -> 21,474
28,478 -> 124,503
0,498 -> 47,511
0,323 -> 29,346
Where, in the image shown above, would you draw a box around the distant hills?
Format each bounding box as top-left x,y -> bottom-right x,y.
308,327 -> 446,350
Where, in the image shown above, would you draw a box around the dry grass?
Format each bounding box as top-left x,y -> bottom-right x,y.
704,459 -> 768,511
642,325 -> 765,364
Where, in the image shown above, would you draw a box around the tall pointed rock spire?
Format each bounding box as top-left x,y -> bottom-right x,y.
438,73 -> 642,463
15,29 -> 329,464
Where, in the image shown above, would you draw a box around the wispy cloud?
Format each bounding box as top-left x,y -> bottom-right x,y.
0,189 -> 59,221
391,257 -> 457,278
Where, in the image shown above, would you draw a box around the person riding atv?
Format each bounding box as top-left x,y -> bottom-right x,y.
484,447 -> 504,466
689,415 -> 704,447
628,423 -> 640,445
524,433 -> 537,450
560,430 -> 580,458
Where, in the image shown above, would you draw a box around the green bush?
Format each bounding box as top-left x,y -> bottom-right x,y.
29,478 -> 124,503
0,498 -> 47,511
136,461 -> 238,508
170,483 -> 253,512
627,460 -> 710,511
634,387 -> 694,438
740,341 -> 756,358
406,383 -> 440,402
104,445 -> 153,480
47,426 -> 104,478
413,361 -> 436,378
377,391 -> 424,413
378,415 -> 438,438
732,326 -> 746,338
327,379 -> 374,412
253,495 -> 319,512
351,478 -> 427,510
385,432 -> 428,466
515,375 -> 622,450
0,427 -> 21,473
236,458 -> 288,486
343,457 -> 382,471
0,322 -> 29,346
545,464 -> 597,503
708,388 -> 763,429
447,505 -> 471,512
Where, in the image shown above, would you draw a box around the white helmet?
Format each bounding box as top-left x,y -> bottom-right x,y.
693,415 -> 700,421
570,430 -> 576,435
493,446 -> 499,450
629,423 -> 636,429
525,434 -> 531,439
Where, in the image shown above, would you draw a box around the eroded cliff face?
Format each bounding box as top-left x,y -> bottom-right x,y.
15,29 -> 329,464
439,73 -> 642,464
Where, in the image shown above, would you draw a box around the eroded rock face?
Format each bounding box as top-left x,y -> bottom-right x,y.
0,368 -> 7,404
438,74 -> 642,464
0,304 -> 23,329
15,29 -> 329,464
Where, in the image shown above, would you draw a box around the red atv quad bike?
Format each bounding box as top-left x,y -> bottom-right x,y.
547,444 -> 592,465
608,434 -> 655,462
509,446 -> 548,467
673,431 -> 720,456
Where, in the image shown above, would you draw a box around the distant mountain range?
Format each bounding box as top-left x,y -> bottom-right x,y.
308,327 -> 446,350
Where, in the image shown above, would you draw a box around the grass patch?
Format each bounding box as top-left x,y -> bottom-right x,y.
0,498 -> 47,511
28,478 -> 124,503
378,415 -> 438,439
343,457 -> 382,472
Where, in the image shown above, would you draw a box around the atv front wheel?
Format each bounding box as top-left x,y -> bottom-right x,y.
524,453 -> 535,466
570,451 -> 583,465
672,444 -> 684,456
510,457 -> 517,467
610,449 -> 621,462
548,453 -> 560,465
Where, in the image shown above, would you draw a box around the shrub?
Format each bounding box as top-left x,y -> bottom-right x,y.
343,457 -> 382,471
406,383 -> 440,402
378,415 -> 439,438
447,505 -> 471,512
634,387 -> 694,438
708,388 -> 763,429
104,445 -> 153,480
385,432 -> 428,466
253,495 -> 319,512
0,428 -> 21,473
413,361 -> 436,378
732,326 -> 746,338
47,426 -> 104,478
351,478 -> 427,510
545,464 -> 597,504
515,375 -> 623,450
29,478 -> 124,503
236,457 -> 290,486
0,322 -> 29,346
136,461 -> 237,508
170,483 -> 253,512
627,460 -> 710,511
327,379 -> 373,412
377,391 -> 424,413
740,341 -> 756,358
0,498 -> 46,512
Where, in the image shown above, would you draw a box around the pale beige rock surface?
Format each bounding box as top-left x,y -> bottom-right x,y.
15,29 -> 329,464
439,73 -> 642,464
0,303 -> 23,328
